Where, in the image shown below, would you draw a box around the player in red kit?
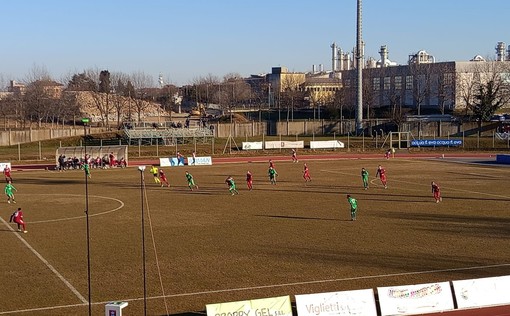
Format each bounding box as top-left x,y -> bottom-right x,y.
431,181 -> 442,203
246,171 -> 253,190
291,149 -> 298,163
303,163 -> 311,182
159,169 -> 170,187
376,165 -> 388,189
109,152 -> 116,167
3,166 -> 12,182
9,207 -> 26,233
269,159 -> 275,169
385,149 -> 391,160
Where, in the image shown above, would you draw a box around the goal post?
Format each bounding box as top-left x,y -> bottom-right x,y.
56,145 -> 129,167
381,132 -> 413,149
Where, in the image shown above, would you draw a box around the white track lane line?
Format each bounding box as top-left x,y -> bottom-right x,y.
0,216 -> 87,304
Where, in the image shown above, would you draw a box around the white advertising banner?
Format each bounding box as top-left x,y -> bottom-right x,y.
453,275 -> 510,309
378,282 -> 454,316
206,295 -> 292,316
187,156 -> 213,166
310,140 -> 345,149
242,142 -> 264,150
159,158 -> 172,167
295,289 -> 377,316
160,157 -> 212,166
265,141 -> 304,149
0,162 -> 11,171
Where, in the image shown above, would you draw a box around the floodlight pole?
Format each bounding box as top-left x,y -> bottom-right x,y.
355,0 -> 364,135
82,118 -> 92,316
139,166 -> 147,316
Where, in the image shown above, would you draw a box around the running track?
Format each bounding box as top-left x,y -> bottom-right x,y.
11,152 -> 502,170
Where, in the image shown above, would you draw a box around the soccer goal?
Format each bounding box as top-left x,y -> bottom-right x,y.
381,132 -> 414,149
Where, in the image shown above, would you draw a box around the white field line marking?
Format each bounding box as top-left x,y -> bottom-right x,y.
2,263 -> 510,315
28,194 -> 124,224
0,216 -> 87,304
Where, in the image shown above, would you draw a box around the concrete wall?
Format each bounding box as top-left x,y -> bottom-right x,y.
213,122 -> 266,138
0,127 -> 107,146
213,120 -> 498,138
0,121 -> 498,146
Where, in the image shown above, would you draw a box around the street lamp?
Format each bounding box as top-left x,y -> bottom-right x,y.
81,117 -> 92,316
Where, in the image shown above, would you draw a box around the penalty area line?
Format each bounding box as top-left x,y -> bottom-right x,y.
0,216 -> 88,305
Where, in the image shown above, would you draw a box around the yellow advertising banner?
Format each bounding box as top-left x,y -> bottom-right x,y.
206,295 -> 292,316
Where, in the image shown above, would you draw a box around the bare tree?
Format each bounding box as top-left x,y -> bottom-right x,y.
130,71 -> 154,122
110,72 -> 131,126
281,74 -> 305,121
23,64 -> 52,84
433,63 -> 456,114
52,92 -> 82,125
23,80 -> 56,127
409,63 -> 433,115
457,60 -> 510,134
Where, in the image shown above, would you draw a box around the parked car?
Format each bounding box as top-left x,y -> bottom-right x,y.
490,114 -> 505,121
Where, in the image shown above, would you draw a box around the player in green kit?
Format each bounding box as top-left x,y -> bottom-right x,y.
361,168 -> 369,190
185,171 -> 198,191
347,194 -> 358,221
268,166 -> 278,185
5,180 -> 17,204
225,176 -> 239,195
83,162 -> 91,178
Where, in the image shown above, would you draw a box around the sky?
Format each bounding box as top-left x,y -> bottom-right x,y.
2,0 -> 510,87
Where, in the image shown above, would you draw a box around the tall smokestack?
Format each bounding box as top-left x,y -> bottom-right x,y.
496,42 -> 506,61
379,45 -> 388,67
331,42 -> 338,72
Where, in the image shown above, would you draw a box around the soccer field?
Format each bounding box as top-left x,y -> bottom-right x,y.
1,157 -> 509,315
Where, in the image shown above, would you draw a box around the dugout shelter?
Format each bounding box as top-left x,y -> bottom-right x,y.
55,145 -> 128,167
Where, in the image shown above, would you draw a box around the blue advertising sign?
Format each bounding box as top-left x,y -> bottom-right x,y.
411,139 -> 463,147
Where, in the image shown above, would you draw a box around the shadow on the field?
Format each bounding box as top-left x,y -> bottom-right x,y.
10,178 -> 82,185
0,228 -> 16,232
352,192 -> 510,202
254,214 -> 340,221
446,171 -> 505,179
376,211 -> 510,237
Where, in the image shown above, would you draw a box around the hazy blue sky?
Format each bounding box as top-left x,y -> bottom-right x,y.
2,0 -> 510,86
